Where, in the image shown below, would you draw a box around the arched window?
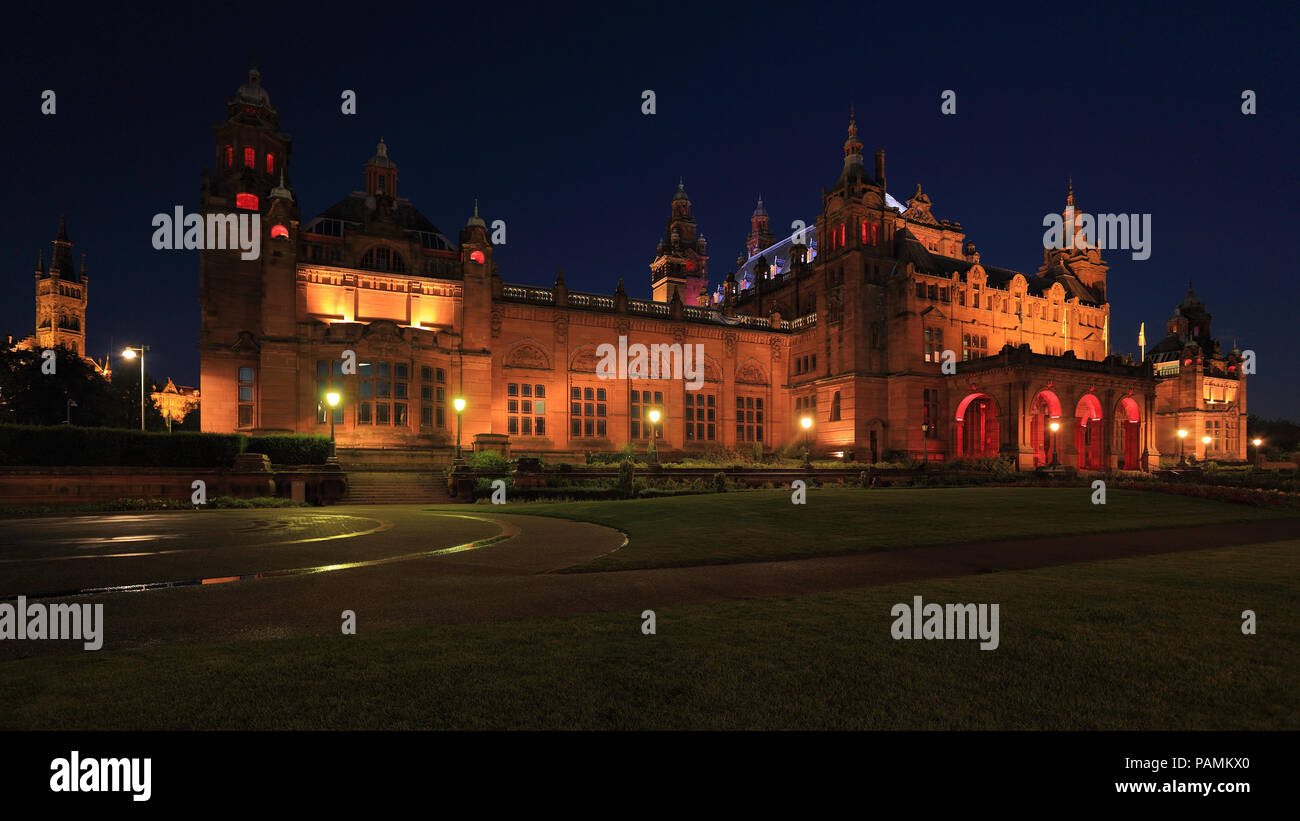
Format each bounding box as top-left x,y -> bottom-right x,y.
266,153 -> 275,174
360,247 -> 406,273
236,193 -> 259,210
271,224 -> 289,239
224,145 -> 233,167
243,147 -> 256,168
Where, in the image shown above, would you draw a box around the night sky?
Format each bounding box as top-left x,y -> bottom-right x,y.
4,2 -> 1296,416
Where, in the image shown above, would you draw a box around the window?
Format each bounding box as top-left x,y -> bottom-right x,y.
315,359 -> 344,425
243,147 -> 255,168
736,396 -> 764,442
508,383 -> 547,436
630,389 -> 663,439
924,327 -> 944,362
266,153 -> 275,174
236,193 -> 259,210
961,334 -> 988,361
684,392 -> 715,441
923,389 -> 939,438
361,247 -> 407,273
795,394 -> 818,415
571,386 -> 607,438
830,391 -> 841,422
238,366 -> 255,428
357,360 -> 409,427
224,145 -> 233,167
916,282 -> 926,299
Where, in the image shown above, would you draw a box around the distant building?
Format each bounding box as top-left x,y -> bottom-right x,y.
151,378 -> 200,427
196,68 -> 1247,469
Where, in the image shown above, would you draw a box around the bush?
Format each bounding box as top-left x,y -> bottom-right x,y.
713,471 -> 727,493
0,424 -> 244,467
469,450 -> 510,471
616,460 -> 635,498
244,434 -> 331,465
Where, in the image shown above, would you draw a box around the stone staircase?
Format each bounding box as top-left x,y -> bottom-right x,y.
342,471 -> 454,505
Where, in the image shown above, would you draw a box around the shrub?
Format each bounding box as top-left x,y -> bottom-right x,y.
0,424 -> 244,467
713,471 -> 727,493
469,450 -> 510,471
616,460 -> 635,498
244,434 -> 331,465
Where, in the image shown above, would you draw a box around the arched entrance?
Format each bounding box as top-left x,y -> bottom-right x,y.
1029,390 -> 1063,467
1074,394 -> 1104,470
1115,396 -> 1141,470
955,393 -> 1000,458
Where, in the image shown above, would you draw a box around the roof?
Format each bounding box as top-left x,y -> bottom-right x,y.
309,193 -> 453,248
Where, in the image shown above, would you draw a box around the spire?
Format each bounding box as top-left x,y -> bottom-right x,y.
843,106 -> 863,160
57,214 -> 69,242
36,249 -> 45,276
673,177 -> 689,201
753,195 -> 767,217
270,168 -> 292,200
467,198 -> 486,227
80,253 -> 86,276
1066,177 -> 1074,207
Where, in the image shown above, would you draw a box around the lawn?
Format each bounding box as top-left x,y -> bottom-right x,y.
2,541 -> 1294,730
478,487 -> 1293,571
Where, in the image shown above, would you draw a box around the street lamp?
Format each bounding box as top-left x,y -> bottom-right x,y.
64,398 -> 77,425
453,397 -> 467,462
1252,437 -> 1263,470
1048,420 -> 1061,467
1177,428 -> 1188,466
647,408 -> 661,464
325,391 -> 340,456
1201,434 -> 1212,461
921,423 -> 929,468
120,345 -> 150,431
800,415 -> 813,465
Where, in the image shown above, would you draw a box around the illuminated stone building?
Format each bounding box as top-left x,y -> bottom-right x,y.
197,69 -> 1244,469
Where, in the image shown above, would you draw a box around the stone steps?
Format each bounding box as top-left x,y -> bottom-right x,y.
343,471 -> 453,505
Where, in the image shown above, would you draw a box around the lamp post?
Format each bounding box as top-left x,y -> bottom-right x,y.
1252,437 -> 1263,470
453,397 -> 467,462
325,391 -> 340,456
1177,428 -> 1188,466
1201,434 -> 1212,462
64,398 -> 77,425
921,423 -> 928,469
647,408 -> 661,464
120,345 -> 150,431
1048,420 -> 1061,467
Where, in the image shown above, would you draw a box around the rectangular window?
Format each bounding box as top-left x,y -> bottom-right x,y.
237,366 -> 255,428
508,383 -> 546,436
924,327 -> 944,363
736,396 -> 763,442
571,386 -> 607,438
266,153 -> 275,174
685,392 -> 716,441
356,361 -> 408,426
923,389 -> 940,438
244,146 -> 256,168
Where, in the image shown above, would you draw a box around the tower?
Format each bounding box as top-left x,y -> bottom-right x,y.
649,180 -> 710,306
34,216 -> 88,355
198,66 -> 299,432
1038,181 -> 1109,301
746,196 -> 776,258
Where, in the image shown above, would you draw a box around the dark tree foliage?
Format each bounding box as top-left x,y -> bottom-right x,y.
0,344 -> 165,429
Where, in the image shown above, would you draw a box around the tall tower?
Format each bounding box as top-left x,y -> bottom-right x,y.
1037,182 -> 1109,302
746,196 -> 776,258
34,216 -> 88,355
198,66 -> 300,433
649,180 -> 710,306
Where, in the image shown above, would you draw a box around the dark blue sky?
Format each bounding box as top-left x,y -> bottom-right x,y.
4,1 -> 1296,416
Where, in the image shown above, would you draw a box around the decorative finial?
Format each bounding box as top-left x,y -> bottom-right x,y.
474,198 -> 479,218
377,137 -> 387,158
1067,177 -> 1074,207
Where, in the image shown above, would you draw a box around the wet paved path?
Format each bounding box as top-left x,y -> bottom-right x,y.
0,505 -> 1295,658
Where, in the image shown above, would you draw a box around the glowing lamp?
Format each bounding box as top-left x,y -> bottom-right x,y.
648,409 -> 661,424
1177,429 -> 1188,439
1253,438 -> 1262,447
121,348 -> 137,359
1202,436 -> 1211,445
325,392 -> 340,408
800,416 -> 813,430
453,397 -> 466,412
1049,421 -> 1060,432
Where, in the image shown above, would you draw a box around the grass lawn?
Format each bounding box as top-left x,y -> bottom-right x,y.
476,487 -> 1293,571
2,540 -> 1294,730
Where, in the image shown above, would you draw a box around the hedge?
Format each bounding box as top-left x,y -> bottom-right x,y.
0,425 -> 330,467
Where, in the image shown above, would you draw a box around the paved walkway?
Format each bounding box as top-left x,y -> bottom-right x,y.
1,506 -> 1295,658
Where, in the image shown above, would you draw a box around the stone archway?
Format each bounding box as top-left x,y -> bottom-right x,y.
1030,389 -> 1063,467
1074,393 -> 1104,470
955,393 -> 1000,458
1116,396 -> 1141,470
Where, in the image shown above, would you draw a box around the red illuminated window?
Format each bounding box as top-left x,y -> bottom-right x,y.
470,250 -> 485,264
244,147 -> 255,168
224,145 -> 233,166
236,193 -> 259,210
271,224 -> 288,239
840,223 -> 846,246
266,153 -> 275,174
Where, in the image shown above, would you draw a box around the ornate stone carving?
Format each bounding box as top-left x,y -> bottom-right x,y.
554,313 -> 569,346
570,346 -> 600,373
724,332 -> 737,357
736,359 -> 768,385
505,342 -> 551,370
490,307 -> 503,338
768,336 -> 783,360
